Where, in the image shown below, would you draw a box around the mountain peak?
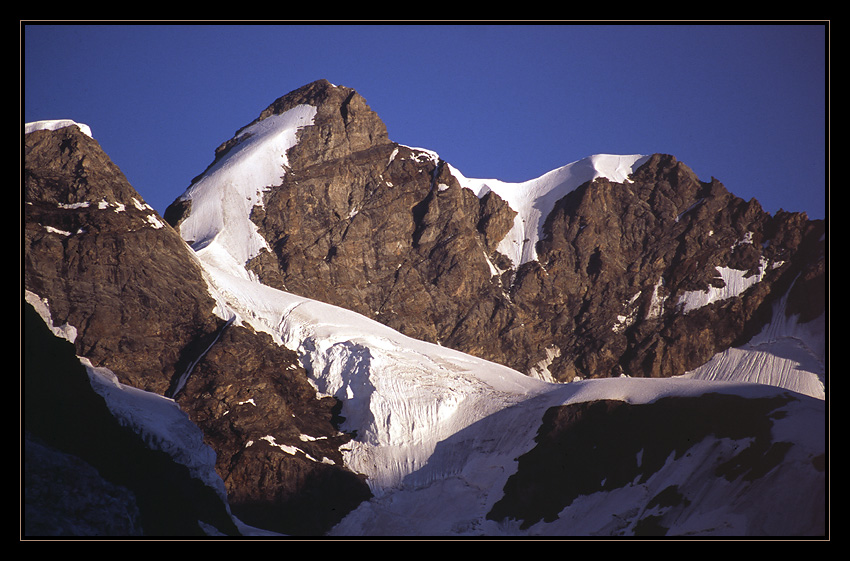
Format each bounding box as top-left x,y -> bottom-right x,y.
256,78 -> 346,117
25,81 -> 826,537
164,80 -> 824,387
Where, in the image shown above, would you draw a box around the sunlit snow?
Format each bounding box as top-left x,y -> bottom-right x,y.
174,105 -> 317,266
25,119 -> 93,138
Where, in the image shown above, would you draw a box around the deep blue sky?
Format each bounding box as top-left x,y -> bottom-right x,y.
23,23 -> 827,220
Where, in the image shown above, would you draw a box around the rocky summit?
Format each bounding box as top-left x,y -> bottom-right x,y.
168,79 -> 825,384
23,80 -> 826,538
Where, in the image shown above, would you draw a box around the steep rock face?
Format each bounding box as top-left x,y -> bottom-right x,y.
526,154 -> 825,380
173,324 -> 371,536
25,124 -> 222,395
170,80 -> 520,353
167,80 -> 824,383
24,122 -> 371,536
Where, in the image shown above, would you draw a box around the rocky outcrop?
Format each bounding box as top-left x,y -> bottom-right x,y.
528,154 -> 825,381
24,301 -> 237,536
25,124 -> 222,395
486,392 -> 825,535
172,323 -> 371,536
24,122 -> 371,536
167,79 -> 824,383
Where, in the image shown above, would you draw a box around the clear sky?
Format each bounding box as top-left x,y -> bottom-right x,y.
23,22 -> 827,220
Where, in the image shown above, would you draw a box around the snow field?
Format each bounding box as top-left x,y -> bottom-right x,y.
175,106 -> 317,265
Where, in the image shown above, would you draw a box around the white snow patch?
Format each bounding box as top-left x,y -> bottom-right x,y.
450,154 -> 650,267
44,225 -> 72,237
145,214 -> 166,229
58,201 -> 91,209
255,435 -> 334,465
25,119 -> 93,138
131,197 -> 155,212
613,291 -> 642,333
677,258 -> 771,314
527,346 -> 561,382
25,290 -> 77,343
679,276 -> 825,400
647,277 -> 667,320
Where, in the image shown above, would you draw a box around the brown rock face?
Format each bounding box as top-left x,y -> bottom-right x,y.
168,80 -> 824,383
25,124 -> 221,394
24,121 -> 371,536
194,80 -> 523,353
529,154 -> 825,380
173,324 -> 371,536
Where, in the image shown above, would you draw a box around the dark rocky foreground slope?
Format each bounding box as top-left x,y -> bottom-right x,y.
24,301 -> 237,536
486,392 -> 825,536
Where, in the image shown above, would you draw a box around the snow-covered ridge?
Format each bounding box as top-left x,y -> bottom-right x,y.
173,97 -> 645,272
174,105 -> 317,266
450,154 -> 650,267
25,119 -> 93,138
678,261 -> 769,314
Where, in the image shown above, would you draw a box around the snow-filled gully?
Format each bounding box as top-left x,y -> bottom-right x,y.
165,315 -> 236,399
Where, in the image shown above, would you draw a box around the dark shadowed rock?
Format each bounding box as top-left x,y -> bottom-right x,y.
24,301 -> 237,536
487,392 -> 825,535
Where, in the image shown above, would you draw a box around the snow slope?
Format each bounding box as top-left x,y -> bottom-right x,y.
174,105 -> 317,265
450,154 -> 650,267
168,102 -> 824,535
679,280 -> 826,399
185,202 -> 825,537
